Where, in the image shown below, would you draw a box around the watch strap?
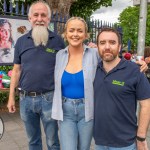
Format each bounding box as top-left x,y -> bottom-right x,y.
136,136 -> 146,142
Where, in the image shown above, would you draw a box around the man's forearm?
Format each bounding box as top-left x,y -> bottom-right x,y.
7,64 -> 21,113
137,99 -> 150,138
9,65 -> 21,98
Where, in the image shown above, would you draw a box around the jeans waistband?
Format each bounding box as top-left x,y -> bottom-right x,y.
19,89 -> 52,97
62,96 -> 85,103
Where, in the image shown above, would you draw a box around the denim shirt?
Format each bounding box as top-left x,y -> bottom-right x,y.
52,44 -> 100,122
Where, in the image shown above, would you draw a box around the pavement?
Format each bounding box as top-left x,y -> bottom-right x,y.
0,109 -> 150,150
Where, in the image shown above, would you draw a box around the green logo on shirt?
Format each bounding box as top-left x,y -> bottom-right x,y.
112,80 -> 125,86
46,48 -> 56,53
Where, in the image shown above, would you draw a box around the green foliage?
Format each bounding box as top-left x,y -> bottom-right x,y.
0,91 -> 9,104
70,0 -> 112,18
0,91 -> 19,104
118,6 -> 150,50
0,66 -> 13,104
0,0 -> 3,12
0,92 -> 8,104
0,66 -> 13,74
146,6 -> 150,45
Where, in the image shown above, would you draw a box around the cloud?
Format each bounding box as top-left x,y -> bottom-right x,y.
92,0 -> 133,23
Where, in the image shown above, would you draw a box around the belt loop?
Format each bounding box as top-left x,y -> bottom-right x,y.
62,97 -> 67,103
42,93 -> 46,99
22,90 -> 26,98
82,98 -> 85,103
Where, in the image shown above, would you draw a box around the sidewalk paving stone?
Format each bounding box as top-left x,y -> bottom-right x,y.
0,110 -> 149,150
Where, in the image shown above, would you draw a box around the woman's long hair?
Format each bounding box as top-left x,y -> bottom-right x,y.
0,19 -> 14,46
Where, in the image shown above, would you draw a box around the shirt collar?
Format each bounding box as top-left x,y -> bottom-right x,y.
98,58 -> 127,71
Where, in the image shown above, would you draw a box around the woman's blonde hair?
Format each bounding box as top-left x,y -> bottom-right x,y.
62,17 -> 90,41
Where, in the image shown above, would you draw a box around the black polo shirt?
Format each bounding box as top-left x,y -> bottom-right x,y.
14,30 -> 65,92
94,59 -> 150,147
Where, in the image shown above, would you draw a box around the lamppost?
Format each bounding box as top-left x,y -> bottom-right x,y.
133,0 -> 149,59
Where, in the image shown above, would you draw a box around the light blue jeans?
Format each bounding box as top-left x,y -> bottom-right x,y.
19,91 -> 60,150
59,97 -> 93,150
95,143 -> 136,150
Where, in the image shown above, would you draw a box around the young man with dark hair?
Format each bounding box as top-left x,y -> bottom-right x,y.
94,27 -> 150,150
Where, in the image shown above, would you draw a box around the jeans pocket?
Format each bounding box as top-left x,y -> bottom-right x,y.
43,91 -> 54,103
19,93 -> 25,102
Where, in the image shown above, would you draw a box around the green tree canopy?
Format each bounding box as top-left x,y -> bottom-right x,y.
118,6 -> 150,51
70,0 -> 112,18
7,0 -> 112,18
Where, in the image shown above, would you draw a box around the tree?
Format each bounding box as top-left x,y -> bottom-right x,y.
9,0 -> 112,18
118,6 -> 150,51
69,0 -> 112,18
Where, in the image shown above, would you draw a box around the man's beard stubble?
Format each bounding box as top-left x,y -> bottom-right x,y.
32,26 -> 49,47
100,51 -> 118,62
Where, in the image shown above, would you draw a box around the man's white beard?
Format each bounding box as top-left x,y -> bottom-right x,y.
32,26 -> 49,46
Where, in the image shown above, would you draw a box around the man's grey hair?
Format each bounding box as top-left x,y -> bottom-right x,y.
28,0 -> 51,18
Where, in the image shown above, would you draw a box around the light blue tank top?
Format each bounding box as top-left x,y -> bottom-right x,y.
61,70 -> 84,99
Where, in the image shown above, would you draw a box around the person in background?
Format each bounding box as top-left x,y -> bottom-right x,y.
94,27 -> 150,150
7,1 -> 65,150
123,52 -> 132,60
121,49 -> 127,58
52,17 -> 99,150
131,51 -> 137,62
144,46 -> 150,82
0,19 -> 14,63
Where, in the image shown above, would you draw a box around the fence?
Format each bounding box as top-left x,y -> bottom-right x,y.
0,0 -> 122,43
87,19 -> 123,43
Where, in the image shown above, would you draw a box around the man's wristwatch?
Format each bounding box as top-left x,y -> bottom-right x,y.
136,136 -> 146,142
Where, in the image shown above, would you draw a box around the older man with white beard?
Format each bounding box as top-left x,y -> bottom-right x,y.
7,1 -> 65,150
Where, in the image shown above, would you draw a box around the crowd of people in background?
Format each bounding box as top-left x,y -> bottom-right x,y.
122,48 -> 150,83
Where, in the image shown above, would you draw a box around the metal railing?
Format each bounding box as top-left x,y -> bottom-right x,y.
0,0 -> 122,43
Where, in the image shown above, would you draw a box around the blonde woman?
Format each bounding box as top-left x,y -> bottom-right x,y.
52,17 -> 99,150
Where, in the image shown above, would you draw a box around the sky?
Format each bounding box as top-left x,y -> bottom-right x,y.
91,0 -> 133,23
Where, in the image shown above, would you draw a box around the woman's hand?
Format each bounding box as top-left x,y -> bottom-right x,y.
136,60 -> 148,72
87,42 -> 97,48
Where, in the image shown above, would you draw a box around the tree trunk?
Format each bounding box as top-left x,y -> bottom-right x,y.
45,0 -> 76,17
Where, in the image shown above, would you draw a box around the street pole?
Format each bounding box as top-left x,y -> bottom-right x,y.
137,0 -> 148,57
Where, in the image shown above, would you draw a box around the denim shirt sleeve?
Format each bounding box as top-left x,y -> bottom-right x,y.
82,46 -> 99,121
52,48 -> 68,121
